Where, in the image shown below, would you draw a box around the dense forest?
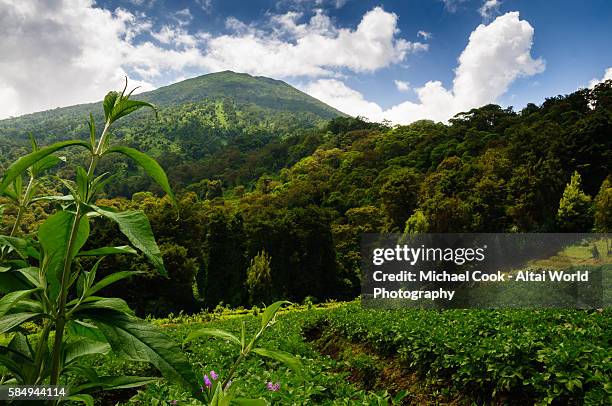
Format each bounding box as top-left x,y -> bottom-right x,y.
1,74 -> 611,316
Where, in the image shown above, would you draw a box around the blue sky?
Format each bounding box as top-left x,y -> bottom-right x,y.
1,0 -> 610,122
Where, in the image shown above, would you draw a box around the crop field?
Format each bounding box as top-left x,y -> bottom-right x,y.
77,302 -> 611,405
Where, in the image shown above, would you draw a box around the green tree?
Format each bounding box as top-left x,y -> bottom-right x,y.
594,177 -> 612,255
594,177 -> 612,232
204,211 -> 247,307
404,209 -> 429,234
557,171 -> 594,231
246,250 -> 273,305
378,167 -> 422,230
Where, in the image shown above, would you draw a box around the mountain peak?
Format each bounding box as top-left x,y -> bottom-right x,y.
140,71 -> 342,118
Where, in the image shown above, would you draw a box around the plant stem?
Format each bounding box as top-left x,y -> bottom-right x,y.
220,325 -> 266,388
221,352 -> 245,389
87,121 -> 111,179
9,175 -> 34,237
49,120 -> 110,386
33,320 -> 52,384
48,203 -> 82,385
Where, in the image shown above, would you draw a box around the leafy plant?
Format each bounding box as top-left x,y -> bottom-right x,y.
183,301 -> 303,405
0,81 -> 198,404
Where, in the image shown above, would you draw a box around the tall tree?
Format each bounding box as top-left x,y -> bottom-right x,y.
557,171 -> 593,232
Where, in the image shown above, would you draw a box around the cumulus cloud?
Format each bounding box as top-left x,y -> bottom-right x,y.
306,12 -> 544,124
303,79 -> 383,118
394,80 -> 411,92
0,1 -> 158,118
588,67 -> 612,88
200,7 -> 425,77
0,2 -> 422,118
479,0 -> 502,21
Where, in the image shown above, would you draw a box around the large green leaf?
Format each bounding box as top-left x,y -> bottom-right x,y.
183,328 -> 241,347
71,375 -> 159,394
83,310 -> 199,393
252,347 -> 303,380
8,332 -> 34,360
89,206 -> 166,275
38,211 -> 90,300
64,338 -> 111,364
105,146 -> 175,205
67,320 -> 107,343
0,140 -> 90,195
0,312 -> 43,334
103,89 -> 156,125
0,236 -> 39,260
0,345 -> 31,383
103,91 -> 121,122
71,296 -> 134,315
65,394 -> 94,406
0,272 -> 32,294
10,299 -> 43,314
86,271 -> 142,297
32,155 -> 65,176
261,301 -> 291,329
15,267 -> 42,288
0,288 -> 39,317
77,245 -> 137,257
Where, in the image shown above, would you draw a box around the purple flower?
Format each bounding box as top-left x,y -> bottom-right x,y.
200,386 -> 204,392
170,401 -> 177,406
203,374 -> 212,388
210,370 -> 218,380
266,382 -> 280,392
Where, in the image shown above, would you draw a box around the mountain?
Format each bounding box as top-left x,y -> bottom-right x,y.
138,71 -> 343,116
0,71 -> 346,193
0,71 -> 344,140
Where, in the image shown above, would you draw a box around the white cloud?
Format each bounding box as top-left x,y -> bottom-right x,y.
417,30 -> 432,40
0,1 -> 161,119
173,8 -> 193,26
303,79 -> 383,119
0,2 -> 422,118
394,80 -> 411,92
479,0 -> 502,21
201,7 -> 426,77
589,67 -> 612,88
304,12 -> 544,124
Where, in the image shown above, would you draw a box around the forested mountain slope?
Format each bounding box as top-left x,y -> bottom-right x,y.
1,78 -> 610,315
0,71 -> 345,193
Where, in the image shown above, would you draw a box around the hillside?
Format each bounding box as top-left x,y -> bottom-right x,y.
0,71 -> 343,133
0,72 -> 344,191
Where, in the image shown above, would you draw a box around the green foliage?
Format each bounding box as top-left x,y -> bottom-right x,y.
377,167 -> 422,230
557,171 -> 594,231
404,208 -> 429,234
0,85 -> 200,402
594,177 -> 612,233
246,251 -> 273,305
310,302 -> 611,405
183,301 -> 303,404
0,71 -> 343,196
